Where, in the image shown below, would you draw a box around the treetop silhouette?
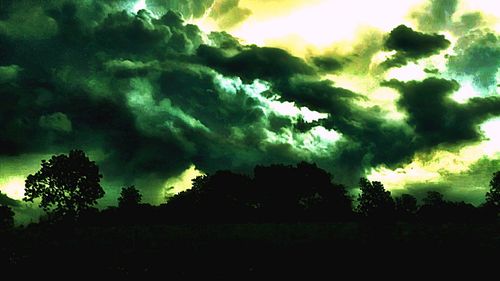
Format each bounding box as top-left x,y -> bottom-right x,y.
486,171 -> 500,209
14,150 -> 500,224
118,185 -> 143,208
357,178 -> 395,220
23,150 -> 105,219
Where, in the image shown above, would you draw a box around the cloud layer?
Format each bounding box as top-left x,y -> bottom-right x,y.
0,0 -> 498,208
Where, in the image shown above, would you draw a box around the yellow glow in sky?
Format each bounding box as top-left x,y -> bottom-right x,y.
482,117 -> 500,145
195,0 -> 500,58
385,63 -> 428,82
368,117 -> 500,191
224,0 -> 421,54
0,176 -> 25,200
164,164 -> 205,195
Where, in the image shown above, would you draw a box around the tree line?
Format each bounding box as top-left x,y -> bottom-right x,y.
1,150 -> 499,228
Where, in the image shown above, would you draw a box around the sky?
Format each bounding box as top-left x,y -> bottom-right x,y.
0,0 -> 499,221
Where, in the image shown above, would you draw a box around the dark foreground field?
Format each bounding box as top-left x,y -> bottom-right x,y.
1,222 -> 499,277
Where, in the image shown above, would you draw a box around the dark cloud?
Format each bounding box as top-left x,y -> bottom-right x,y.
146,0 -> 215,19
271,76 -> 497,183
412,0 -> 458,32
93,9 -> 205,56
197,44 -> 314,81
146,0 -> 216,19
95,10 -> 172,53
0,0 -> 313,199
424,68 -> 439,74
39,112 -> 72,133
309,56 -> 343,73
383,25 -> 450,68
271,79 -> 416,182
0,3 -> 204,181
384,78 -> 500,147
104,59 -> 160,78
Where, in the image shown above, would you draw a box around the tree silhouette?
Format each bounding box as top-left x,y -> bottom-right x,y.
167,171 -> 256,222
254,162 -> 352,221
118,185 -> 142,208
422,191 -> 445,206
419,191 -> 449,222
0,205 -> 14,229
24,150 -> 105,219
166,162 -> 353,222
357,178 -> 395,220
485,171 -> 500,209
395,193 -> 418,220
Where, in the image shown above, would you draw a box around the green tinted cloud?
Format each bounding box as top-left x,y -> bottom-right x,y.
383,25 -> 450,68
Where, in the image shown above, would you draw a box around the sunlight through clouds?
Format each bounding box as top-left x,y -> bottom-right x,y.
132,0 -> 147,13
213,74 -> 329,123
385,63 -> 428,82
368,117 -> 500,192
230,0 -> 421,50
164,164 -> 205,195
0,176 -> 25,200
451,80 -> 481,103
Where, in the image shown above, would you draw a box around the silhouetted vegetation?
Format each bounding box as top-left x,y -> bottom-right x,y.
486,171 -> 500,210
357,178 -> 395,221
1,151 -> 499,276
164,162 -> 353,223
12,152 -> 500,225
394,194 -> 418,220
118,185 -> 143,208
0,205 -> 14,229
417,191 -> 484,223
23,150 -> 105,220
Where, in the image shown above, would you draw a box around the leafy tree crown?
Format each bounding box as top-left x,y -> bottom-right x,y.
24,150 -> 104,218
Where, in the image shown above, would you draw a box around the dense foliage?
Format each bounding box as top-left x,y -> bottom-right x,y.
23,150 -> 104,219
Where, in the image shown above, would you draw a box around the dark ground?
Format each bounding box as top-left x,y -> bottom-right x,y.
1,222 -> 499,277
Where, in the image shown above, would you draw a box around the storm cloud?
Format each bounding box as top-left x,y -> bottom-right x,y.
197,44 -> 314,81
383,25 -> 450,68
385,78 -> 500,147
0,0 -> 498,206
